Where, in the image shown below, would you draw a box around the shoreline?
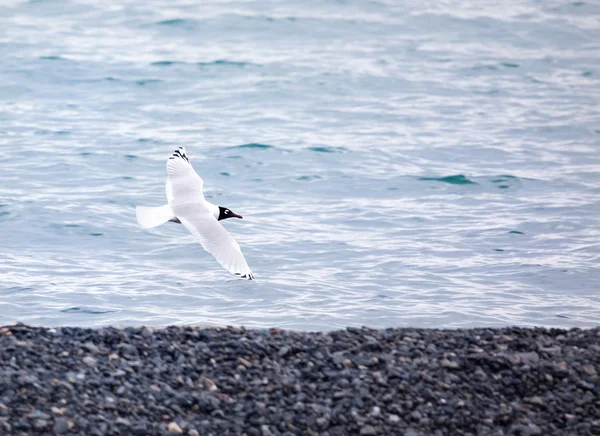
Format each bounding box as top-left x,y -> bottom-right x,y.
0,324 -> 598,435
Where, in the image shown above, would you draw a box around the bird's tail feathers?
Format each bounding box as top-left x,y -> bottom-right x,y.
135,205 -> 176,229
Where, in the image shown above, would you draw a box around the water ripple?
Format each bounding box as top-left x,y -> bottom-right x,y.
0,0 -> 599,330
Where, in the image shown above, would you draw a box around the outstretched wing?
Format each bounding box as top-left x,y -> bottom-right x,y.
178,214 -> 254,280
166,147 -> 204,204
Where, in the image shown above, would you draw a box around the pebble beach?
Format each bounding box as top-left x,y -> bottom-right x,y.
3,2 -> 600,435
1,324 -> 599,435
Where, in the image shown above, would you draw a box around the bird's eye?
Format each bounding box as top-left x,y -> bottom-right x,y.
224,210 -> 229,214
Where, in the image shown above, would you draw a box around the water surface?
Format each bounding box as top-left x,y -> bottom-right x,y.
1,0 -> 599,330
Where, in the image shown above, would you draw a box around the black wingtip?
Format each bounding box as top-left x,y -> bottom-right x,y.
235,273 -> 255,280
171,146 -> 189,162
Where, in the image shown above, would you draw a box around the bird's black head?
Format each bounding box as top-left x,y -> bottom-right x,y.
218,206 -> 243,221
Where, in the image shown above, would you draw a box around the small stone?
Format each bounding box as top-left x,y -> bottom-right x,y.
200,377 -> 218,391
0,421 -> 10,433
370,406 -> 381,417
29,410 -> 50,420
76,417 -> 88,430
51,406 -> 65,416
83,342 -> 101,354
410,410 -> 422,420
426,344 -> 437,352
118,343 -> 139,358
261,424 -> 273,436
342,359 -> 353,368
237,357 -> 253,368
18,374 -> 38,385
389,414 -> 400,423
188,430 -> 200,436
527,396 -> 544,407
53,418 -> 69,434
582,364 -> 597,376
33,419 -> 48,430
511,424 -> 535,435
316,417 -> 329,428
167,422 -> 183,434
109,353 -> 119,360
279,346 -> 290,357
540,346 -> 562,356
115,417 -> 131,426
110,369 -> 127,378
83,356 -> 97,367
440,358 -> 460,369
360,424 -> 377,435
516,352 -> 540,365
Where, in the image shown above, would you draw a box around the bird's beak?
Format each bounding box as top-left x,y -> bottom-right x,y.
234,213 -> 243,219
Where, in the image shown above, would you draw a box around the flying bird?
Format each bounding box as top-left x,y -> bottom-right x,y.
136,147 -> 254,280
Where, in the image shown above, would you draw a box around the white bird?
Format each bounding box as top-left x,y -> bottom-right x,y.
136,147 -> 254,280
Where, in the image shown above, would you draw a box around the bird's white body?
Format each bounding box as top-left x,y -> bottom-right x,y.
136,147 -> 254,280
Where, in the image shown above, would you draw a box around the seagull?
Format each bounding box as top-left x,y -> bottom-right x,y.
135,147 -> 254,280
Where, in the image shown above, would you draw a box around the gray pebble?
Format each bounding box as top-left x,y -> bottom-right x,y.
33,419 -> 48,430
389,414 -> 400,423
360,424 -> 378,435
516,352 -> 540,365
82,356 -> 97,367
83,342 -> 101,354
29,410 -> 50,420
52,417 -> 69,434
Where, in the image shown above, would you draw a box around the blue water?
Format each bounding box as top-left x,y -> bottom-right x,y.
1,1 -> 599,330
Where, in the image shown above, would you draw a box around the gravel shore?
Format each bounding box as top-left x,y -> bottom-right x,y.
0,324 -> 599,435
